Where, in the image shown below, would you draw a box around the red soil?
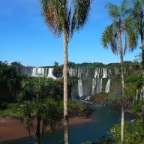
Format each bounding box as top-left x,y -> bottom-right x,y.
0,117 -> 93,143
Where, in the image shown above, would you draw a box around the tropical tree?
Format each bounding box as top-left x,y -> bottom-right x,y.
40,1 -> 92,143
17,77 -> 64,144
18,78 -> 48,144
130,0 -> 144,108
101,0 -> 138,142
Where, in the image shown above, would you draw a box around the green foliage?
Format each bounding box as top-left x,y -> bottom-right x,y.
53,62 -> 63,78
124,73 -> 142,99
11,61 -> 23,67
133,100 -> 143,113
0,103 -> 19,118
109,118 -> 144,144
125,74 -> 140,83
0,62 -> 26,102
0,101 -> 7,110
82,141 -> 93,144
68,100 -> 85,117
17,77 -> 64,102
95,136 -> 113,144
107,92 -> 121,101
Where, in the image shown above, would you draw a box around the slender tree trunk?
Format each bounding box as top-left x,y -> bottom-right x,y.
118,32 -> 125,142
142,39 -> 144,111
139,1 -> 144,107
36,116 -> 41,144
63,29 -> 69,144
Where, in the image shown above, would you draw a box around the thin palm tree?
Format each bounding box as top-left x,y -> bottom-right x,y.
130,0 -> 144,108
102,0 -> 138,142
40,0 -> 92,143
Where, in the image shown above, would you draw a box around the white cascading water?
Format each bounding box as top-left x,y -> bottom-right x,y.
102,68 -> 107,78
78,79 -> 83,97
105,79 -> 111,93
68,68 -> 73,77
37,68 -> 42,75
41,68 -> 45,76
140,91 -> 142,101
85,96 -> 90,101
44,68 -> 48,77
136,89 -> 139,101
92,78 -> 96,95
94,68 -> 100,78
37,68 -> 45,76
47,68 -> 57,79
31,67 -> 46,77
96,78 -> 102,93
32,67 -> 37,77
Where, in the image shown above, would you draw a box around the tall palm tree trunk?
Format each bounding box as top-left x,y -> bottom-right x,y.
118,32 -> 125,142
139,2 -> 144,104
63,29 -> 69,144
142,39 -> 144,111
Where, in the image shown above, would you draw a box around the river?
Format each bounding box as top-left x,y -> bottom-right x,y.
10,105 -> 136,144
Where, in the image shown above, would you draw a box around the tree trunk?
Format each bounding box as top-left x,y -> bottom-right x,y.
142,39 -> 144,112
139,1 -> 144,108
36,116 -> 41,144
63,29 -> 69,144
118,32 -> 125,142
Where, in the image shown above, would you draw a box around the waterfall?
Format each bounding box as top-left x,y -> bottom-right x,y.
32,68 -> 37,77
68,68 -> 73,77
31,67 -> 46,77
92,78 -> 96,95
115,68 -> 120,75
44,68 -> 48,77
105,79 -> 111,93
136,89 -> 138,101
96,78 -> 102,93
94,68 -> 101,78
85,96 -> 90,101
37,68 -> 42,75
108,69 -> 112,78
78,68 -> 82,78
47,68 -> 56,79
140,93 -> 142,101
78,79 -> 83,97
37,68 -> 45,76
102,68 -> 107,78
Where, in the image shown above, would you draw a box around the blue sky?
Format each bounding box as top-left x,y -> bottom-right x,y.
0,0 -> 141,67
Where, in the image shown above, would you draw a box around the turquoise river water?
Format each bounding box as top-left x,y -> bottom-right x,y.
9,105 -> 136,144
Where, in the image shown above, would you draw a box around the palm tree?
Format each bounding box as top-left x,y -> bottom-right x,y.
130,0 -> 144,108
102,0 -> 138,142
40,1 -> 92,143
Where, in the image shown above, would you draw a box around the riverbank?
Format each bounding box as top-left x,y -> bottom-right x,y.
0,117 -> 93,143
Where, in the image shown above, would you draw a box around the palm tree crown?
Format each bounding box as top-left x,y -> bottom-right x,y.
102,0 -> 138,55
41,0 -> 91,39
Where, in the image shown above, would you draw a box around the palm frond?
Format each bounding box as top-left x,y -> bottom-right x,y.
41,0 -> 92,38
71,0 -> 91,36
102,25 -> 118,55
124,16 -> 138,53
41,0 -> 67,36
121,0 -> 132,15
106,3 -> 120,21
